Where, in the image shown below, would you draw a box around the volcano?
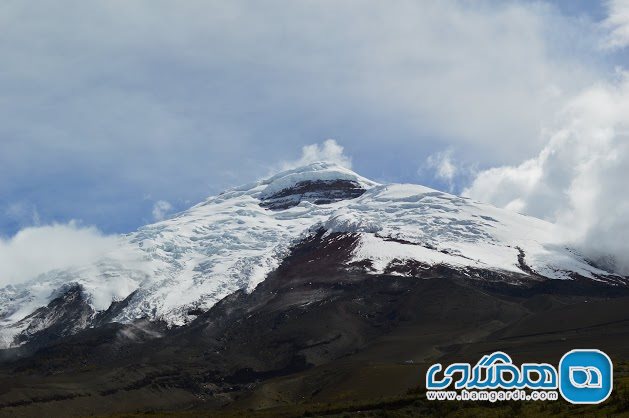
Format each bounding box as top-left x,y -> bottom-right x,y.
0,162 -> 628,417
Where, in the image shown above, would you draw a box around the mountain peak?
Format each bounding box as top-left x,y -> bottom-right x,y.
258,161 -> 379,210
260,161 -> 378,195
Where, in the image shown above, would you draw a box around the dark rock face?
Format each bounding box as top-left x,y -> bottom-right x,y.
3,289 -> 146,353
260,179 -> 366,210
11,284 -> 94,348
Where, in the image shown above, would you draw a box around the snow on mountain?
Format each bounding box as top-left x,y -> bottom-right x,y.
0,162 -> 621,348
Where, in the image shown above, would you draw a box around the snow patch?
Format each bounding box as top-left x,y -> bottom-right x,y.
259,161 -> 378,198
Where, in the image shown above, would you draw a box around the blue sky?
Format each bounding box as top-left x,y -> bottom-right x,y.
1,0 -> 629,238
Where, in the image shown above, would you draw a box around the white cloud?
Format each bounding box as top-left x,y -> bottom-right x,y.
152,200 -> 173,221
424,149 -> 458,190
281,139 -> 352,170
603,0 -> 629,49
4,202 -> 41,227
465,74 -> 629,274
0,222 -> 118,287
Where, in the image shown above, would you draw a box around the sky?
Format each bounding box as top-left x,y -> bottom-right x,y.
3,0 -> 629,280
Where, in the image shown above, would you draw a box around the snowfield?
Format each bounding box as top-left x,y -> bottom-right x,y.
0,162 -> 620,348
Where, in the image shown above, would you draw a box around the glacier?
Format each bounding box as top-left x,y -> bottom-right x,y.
0,161 -> 622,348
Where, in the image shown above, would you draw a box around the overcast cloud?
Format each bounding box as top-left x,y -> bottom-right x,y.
463,1 -> 629,274
465,72 -> 629,274
0,0 -> 607,236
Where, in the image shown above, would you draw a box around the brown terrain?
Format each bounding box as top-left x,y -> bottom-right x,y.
0,231 -> 628,417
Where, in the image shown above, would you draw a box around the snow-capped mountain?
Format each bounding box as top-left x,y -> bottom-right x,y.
0,162 -> 624,348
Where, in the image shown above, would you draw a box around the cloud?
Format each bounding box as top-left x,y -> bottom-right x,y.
152,200 -> 173,221
0,0 -> 605,234
423,149 -> 458,191
4,202 -> 41,228
602,0 -> 629,49
281,139 -> 352,170
464,73 -> 629,274
0,222 -> 118,287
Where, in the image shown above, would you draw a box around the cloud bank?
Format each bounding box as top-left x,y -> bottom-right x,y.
0,222 -> 118,287
465,74 -> 629,274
